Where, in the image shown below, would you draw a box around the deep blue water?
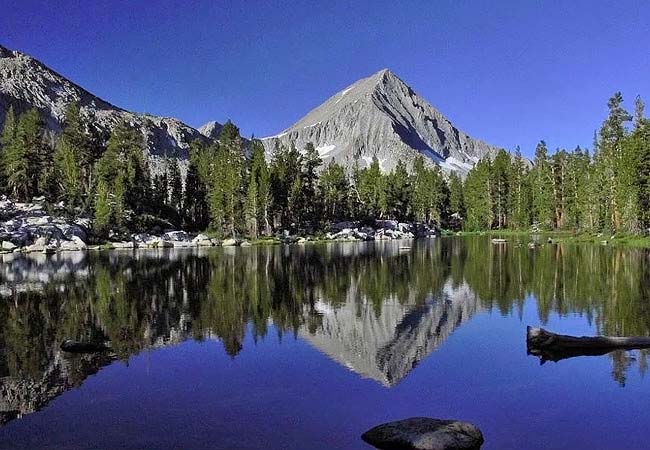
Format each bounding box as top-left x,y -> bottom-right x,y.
0,238 -> 649,449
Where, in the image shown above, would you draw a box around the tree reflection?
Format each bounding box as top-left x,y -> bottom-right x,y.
1,238 -> 650,423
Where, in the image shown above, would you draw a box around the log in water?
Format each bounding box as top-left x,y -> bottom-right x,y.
526,326 -> 650,363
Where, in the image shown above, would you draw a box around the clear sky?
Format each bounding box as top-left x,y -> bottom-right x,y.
1,0 -> 649,157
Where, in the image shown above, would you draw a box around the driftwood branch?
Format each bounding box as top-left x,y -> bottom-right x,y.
526,326 -> 650,363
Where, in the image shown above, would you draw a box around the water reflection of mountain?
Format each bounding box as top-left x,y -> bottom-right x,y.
2,238 -> 650,425
300,281 -> 479,386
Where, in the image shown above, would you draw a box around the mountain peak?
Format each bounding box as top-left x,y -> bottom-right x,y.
262,70 -> 496,174
372,67 -> 392,78
198,120 -> 224,140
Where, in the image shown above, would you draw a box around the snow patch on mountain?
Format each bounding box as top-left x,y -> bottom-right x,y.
316,144 -> 336,157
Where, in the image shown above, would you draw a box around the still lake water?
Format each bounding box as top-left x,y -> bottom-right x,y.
1,236 -> 650,449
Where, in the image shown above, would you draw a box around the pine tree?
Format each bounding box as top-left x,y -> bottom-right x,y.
270,142 -> 302,229
508,147 -> 529,229
598,92 -> 632,231
565,147 -> 591,230
385,160 -> 410,220
301,142 -> 323,227
53,135 -> 82,207
58,103 -> 98,200
247,139 -> 271,236
530,141 -> 554,229
464,158 -> 493,230
630,99 -> 650,231
168,159 -> 183,212
447,171 -> 465,218
354,156 -> 385,219
183,140 -> 210,231
551,149 -> 568,229
4,109 -> 44,201
287,173 -> 303,227
491,149 -> 511,229
152,163 -> 169,212
245,174 -> 259,238
410,157 -> 445,225
318,159 -> 349,223
0,106 -> 17,195
94,120 -> 147,230
94,180 -> 112,233
208,121 -> 245,237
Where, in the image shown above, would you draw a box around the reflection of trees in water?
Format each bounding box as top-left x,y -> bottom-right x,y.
609,349 -> 650,387
0,243 -> 456,421
455,237 -> 650,337
1,239 -> 650,422
457,237 -> 650,384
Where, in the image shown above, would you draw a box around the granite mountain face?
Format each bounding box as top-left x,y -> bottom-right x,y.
262,69 -> 497,174
0,45 -> 207,166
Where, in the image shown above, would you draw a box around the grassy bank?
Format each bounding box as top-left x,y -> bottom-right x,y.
443,229 -> 650,249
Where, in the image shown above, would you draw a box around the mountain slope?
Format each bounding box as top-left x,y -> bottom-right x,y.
262,69 -> 497,174
0,44 -> 208,160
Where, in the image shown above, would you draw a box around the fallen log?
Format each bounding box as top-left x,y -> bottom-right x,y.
526,326 -> 650,363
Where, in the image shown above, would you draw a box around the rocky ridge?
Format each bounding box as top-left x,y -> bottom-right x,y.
0,44 -> 209,165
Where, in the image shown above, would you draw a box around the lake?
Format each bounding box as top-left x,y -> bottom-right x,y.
1,236 -> 650,450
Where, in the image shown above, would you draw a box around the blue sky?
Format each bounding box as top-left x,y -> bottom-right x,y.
1,0 -> 649,157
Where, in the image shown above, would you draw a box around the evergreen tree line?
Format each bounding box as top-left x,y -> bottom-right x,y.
0,104 -> 448,238
0,104 -> 187,236
460,92 -> 650,233
1,92 -> 649,237
186,130 -> 449,238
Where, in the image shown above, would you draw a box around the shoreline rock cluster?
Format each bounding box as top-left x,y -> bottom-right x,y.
325,220 -> 436,241
1,199 -> 436,255
0,199 -> 89,254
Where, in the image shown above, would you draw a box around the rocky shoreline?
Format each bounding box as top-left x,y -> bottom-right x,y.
0,199 -> 436,255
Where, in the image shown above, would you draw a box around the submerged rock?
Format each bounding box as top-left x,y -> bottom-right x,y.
362,417 -> 483,450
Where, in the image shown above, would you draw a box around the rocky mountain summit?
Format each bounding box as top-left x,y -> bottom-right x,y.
198,120 -> 224,140
0,44 -> 207,161
262,69 -> 497,174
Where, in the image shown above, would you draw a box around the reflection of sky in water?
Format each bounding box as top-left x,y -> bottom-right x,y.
1,238 -> 650,449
